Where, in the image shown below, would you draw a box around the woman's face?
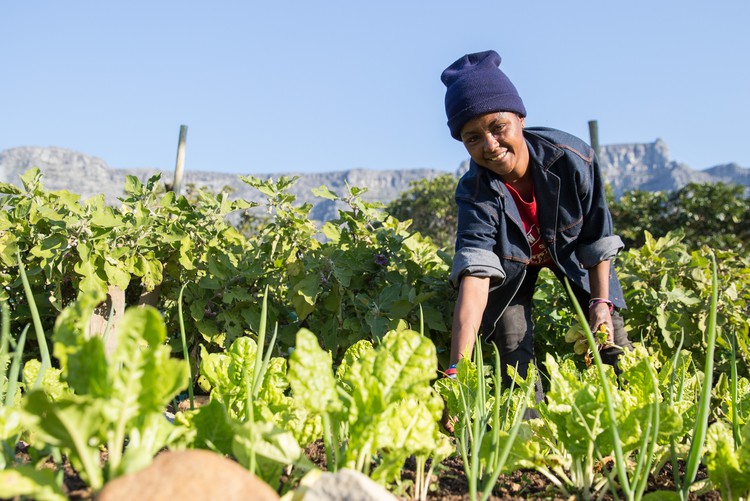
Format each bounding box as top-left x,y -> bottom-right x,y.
460,111 -> 529,180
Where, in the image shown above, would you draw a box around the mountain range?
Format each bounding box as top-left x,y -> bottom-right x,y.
1,140 -> 748,222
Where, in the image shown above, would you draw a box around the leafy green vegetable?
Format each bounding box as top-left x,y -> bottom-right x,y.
705,420 -> 750,501
288,326 -> 445,485
23,299 -> 187,490
0,466 -> 67,501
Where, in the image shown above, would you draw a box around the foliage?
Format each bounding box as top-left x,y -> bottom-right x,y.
529,231 -> 750,385
293,184 -> 454,360
0,170 -> 455,371
196,335 -> 321,448
610,182 -> 750,253
618,232 -> 750,378
2,168 -> 750,499
384,173 -> 458,251
229,177 -> 455,361
0,466 -> 66,501
704,420 -> 750,501
287,327 -> 452,485
0,169 -> 255,362
538,345 -> 690,500
22,296 -> 188,490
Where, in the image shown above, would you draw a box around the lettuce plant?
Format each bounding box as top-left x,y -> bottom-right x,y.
704,420 -> 750,501
21,293 -> 188,491
287,327 -> 450,486
187,292 -> 315,488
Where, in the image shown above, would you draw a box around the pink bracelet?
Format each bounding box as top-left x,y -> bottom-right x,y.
589,298 -> 614,314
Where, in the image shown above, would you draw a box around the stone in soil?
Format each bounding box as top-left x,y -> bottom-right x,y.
96,449 -> 279,501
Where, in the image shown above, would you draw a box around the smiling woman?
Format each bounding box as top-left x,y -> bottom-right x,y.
440,50 -> 633,411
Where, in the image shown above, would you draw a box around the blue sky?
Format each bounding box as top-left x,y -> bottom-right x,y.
2,1 -> 748,175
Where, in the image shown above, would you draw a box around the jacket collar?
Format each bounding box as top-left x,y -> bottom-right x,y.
523,129 -> 564,172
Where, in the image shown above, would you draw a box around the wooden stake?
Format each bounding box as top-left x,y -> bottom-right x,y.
588,120 -> 600,161
89,285 -> 126,356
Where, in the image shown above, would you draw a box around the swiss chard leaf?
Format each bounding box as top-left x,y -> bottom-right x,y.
23,391 -> 105,490
288,329 -> 341,414
705,420 -> 750,501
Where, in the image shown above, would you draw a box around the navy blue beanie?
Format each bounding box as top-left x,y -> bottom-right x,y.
441,50 -> 526,140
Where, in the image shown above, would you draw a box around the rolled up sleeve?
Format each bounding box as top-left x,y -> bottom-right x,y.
450,247 -> 506,288
576,235 -> 624,268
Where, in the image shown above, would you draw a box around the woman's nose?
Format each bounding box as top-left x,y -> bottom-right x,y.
482,133 -> 499,151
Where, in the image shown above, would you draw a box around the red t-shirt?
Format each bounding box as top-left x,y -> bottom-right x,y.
504,181 -> 553,267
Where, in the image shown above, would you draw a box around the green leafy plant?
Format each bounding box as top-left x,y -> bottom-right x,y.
704,420 -> 750,501
0,466 -> 67,501
532,278 -> 686,501
184,288 -> 316,488
287,327 -> 451,487
385,173 -> 458,251
1,302 -> 27,471
437,342 -> 535,501
619,232 -> 749,378
22,294 -> 188,491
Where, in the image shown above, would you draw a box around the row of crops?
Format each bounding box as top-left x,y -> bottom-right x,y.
1,169 -> 749,500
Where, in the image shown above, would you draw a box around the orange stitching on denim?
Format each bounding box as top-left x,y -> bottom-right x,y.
558,217 -> 583,232
556,144 -> 593,163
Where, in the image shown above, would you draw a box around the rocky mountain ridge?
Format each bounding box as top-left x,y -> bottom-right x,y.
1,141 -> 748,219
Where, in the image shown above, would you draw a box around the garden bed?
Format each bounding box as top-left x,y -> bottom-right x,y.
14,441 -> 722,500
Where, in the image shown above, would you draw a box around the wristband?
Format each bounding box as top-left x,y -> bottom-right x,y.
589,298 -> 614,314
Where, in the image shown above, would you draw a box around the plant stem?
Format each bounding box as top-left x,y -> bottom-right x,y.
322,412 -> 337,473
0,302 -> 9,379
563,277 -> 632,500
681,254 -> 719,499
251,285 -> 270,398
17,248 -> 51,382
177,284 -> 194,410
668,330 -> 686,491
729,329 -> 740,447
4,326 -> 28,407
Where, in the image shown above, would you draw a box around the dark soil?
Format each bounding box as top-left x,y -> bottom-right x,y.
300,440 -> 722,501
11,440 -> 722,500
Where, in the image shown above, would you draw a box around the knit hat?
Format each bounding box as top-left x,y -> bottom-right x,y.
441,50 -> 526,140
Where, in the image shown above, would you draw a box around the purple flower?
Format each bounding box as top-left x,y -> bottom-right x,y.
373,253 -> 388,266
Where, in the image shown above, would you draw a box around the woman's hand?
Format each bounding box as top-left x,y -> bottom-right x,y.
589,301 -> 615,347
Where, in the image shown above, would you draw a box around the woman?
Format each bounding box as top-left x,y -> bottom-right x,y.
441,50 -> 632,400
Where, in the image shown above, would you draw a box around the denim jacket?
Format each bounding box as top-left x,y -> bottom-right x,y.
450,127 -> 625,337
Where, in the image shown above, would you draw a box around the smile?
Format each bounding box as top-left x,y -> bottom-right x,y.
487,150 -> 508,162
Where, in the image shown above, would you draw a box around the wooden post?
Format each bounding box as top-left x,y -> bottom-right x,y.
89,285 -> 126,356
173,125 -> 188,196
588,120 -> 600,160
